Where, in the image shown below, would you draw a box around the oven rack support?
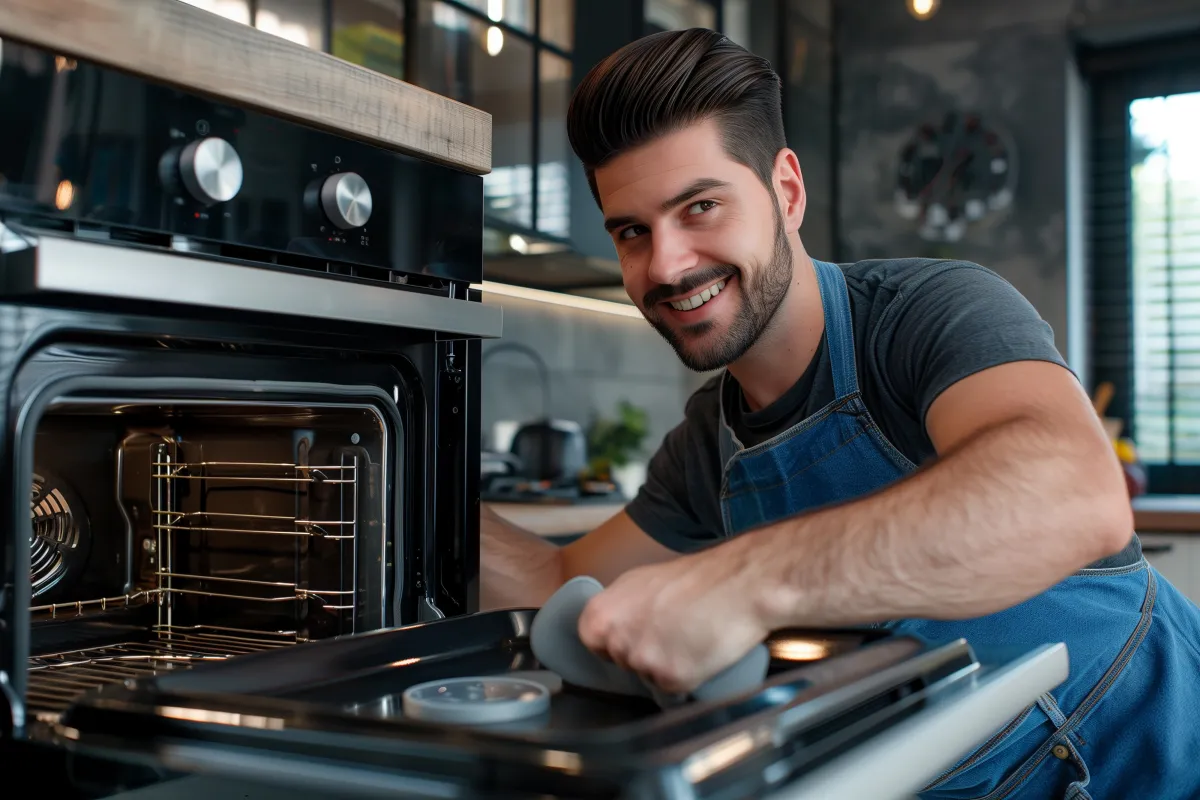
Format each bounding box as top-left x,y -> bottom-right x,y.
151,444 -> 361,633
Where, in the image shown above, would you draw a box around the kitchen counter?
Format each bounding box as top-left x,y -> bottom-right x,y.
488,501 -> 626,539
1134,495 -> 1200,533
486,494 -> 1200,539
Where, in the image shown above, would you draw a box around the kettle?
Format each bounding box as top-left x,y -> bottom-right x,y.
509,418 -> 588,483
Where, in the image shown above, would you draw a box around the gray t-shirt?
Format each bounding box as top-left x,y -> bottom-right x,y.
625,257 -> 1071,554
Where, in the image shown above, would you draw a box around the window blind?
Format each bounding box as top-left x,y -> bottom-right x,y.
1082,34 -> 1200,493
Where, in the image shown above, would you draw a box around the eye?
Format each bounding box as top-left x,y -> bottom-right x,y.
618,225 -> 648,241
687,199 -> 717,215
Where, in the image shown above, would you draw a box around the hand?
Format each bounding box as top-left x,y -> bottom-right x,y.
576,544 -> 769,695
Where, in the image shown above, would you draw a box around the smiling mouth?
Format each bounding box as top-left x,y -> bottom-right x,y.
666,279 -> 726,312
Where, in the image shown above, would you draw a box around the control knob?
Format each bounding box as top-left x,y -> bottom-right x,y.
178,137 -> 243,205
320,172 -> 373,230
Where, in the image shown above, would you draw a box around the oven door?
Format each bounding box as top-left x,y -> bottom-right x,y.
51,611 -> 1070,800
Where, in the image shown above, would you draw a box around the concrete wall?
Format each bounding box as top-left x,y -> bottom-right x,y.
835,0 -> 1200,365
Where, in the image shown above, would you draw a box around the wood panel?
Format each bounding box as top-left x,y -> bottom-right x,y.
1133,495 -> 1200,534
0,0 -> 491,175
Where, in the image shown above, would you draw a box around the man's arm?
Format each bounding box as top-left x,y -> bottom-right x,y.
575,360 -> 1134,693
480,504 -> 677,610
747,359 -> 1133,630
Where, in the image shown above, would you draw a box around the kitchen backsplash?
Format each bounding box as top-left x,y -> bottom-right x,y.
479,291 -> 713,482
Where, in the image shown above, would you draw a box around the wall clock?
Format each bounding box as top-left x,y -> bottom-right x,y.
894,111 -> 1018,242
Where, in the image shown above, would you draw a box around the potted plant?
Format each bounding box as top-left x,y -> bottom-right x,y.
584,400 -> 649,497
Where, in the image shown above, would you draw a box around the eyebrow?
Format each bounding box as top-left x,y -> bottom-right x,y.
602,177 -> 732,232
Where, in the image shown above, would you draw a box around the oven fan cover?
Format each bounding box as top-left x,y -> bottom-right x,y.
30,471 -> 90,599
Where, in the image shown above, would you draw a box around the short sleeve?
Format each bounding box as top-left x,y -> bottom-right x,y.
883,262 -> 1071,425
623,391 -> 726,554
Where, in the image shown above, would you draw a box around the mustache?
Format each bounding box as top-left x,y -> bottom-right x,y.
642,265 -> 738,308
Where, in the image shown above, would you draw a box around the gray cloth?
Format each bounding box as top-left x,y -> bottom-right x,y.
625,257 -> 1072,554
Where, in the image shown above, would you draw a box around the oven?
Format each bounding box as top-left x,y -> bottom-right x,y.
0,5 -> 1072,799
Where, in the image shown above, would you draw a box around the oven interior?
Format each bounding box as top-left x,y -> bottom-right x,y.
24,398 -> 389,728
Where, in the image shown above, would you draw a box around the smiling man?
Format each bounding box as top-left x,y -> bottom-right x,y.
480,28 -> 1200,799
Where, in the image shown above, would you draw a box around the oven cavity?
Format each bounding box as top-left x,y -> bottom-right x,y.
24,400 -> 388,725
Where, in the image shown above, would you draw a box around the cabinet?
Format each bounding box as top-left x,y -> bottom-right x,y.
1139,533 -> 1200,604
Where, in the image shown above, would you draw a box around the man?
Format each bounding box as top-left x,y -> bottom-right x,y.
481,28 -> 1200,799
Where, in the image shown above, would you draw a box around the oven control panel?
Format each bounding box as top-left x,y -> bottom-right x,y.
0,41 -> 484,286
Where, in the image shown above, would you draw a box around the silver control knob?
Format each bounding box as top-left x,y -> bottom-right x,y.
179,137 -> 243,205
320,172 -> 373,230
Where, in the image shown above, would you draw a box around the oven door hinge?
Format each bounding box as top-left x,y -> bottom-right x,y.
418,596 -> 446,621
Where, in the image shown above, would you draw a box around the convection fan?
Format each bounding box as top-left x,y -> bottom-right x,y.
30,471 -> 90,599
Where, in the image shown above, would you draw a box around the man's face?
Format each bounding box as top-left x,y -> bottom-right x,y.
594,119 -> 794,372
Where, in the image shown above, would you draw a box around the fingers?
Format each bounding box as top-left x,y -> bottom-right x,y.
575,579 -> 702,695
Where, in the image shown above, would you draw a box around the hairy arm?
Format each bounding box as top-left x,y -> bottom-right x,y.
480,505 -> 677,610
744,360 -> 1134,630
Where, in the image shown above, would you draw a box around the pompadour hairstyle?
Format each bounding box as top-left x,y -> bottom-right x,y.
566,28 -> 786,207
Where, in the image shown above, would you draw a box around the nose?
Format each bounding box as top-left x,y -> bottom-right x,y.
645,227 -> 696,288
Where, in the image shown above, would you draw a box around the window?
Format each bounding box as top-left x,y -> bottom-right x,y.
176,0 -> 251,24
332,0 -> 406,81
413,0 -> 575,248
1085,36 -> 1200,493
1129,92 -> 1200,468
256,0 -> 324,49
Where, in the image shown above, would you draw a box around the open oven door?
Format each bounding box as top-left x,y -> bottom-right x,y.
50,610 -> 1069,800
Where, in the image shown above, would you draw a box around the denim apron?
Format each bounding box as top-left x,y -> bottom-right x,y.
717,259 -> 1200,799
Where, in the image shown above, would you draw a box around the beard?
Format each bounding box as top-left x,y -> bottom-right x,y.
639,208 -> 794,373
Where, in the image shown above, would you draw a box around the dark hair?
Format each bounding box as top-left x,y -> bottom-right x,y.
566,28 -> 785,207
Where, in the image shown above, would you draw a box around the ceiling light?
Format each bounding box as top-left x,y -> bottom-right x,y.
486,26 -> 504,56
55,180 -> 74,211
907,0 -> 940,20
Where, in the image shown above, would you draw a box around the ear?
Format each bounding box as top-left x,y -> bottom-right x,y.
773,148 -> 806,233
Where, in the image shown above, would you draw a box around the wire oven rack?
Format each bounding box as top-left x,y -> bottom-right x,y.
27,441 -> 363,720
26,626 -> 297,720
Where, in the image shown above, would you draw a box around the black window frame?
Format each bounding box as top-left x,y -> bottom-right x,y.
1081,32 -> 1200,494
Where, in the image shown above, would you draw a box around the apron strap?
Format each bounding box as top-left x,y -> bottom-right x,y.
812,259 -> 860,400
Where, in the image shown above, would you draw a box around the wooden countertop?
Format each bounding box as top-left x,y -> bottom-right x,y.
0,0 -> 491,174
1134,495 -> 1200,534
488,502 -> 626,538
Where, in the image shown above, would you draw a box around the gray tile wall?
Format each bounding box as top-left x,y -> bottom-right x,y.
479,293 -> 715,460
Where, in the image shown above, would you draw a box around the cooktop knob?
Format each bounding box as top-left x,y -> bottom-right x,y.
179,137 -> 243,205
320,172 -> 373,230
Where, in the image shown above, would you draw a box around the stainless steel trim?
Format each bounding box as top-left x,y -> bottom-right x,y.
0,235 -> 502,339
766,642 -> 1071,800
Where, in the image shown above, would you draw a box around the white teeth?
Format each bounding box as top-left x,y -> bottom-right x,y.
670,280 -> 726,312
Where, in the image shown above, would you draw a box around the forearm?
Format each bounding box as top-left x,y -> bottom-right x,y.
746,415 -> 1133,629
479,503 -> 565,610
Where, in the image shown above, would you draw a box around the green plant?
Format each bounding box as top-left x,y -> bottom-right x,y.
585,400 -> 649,479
